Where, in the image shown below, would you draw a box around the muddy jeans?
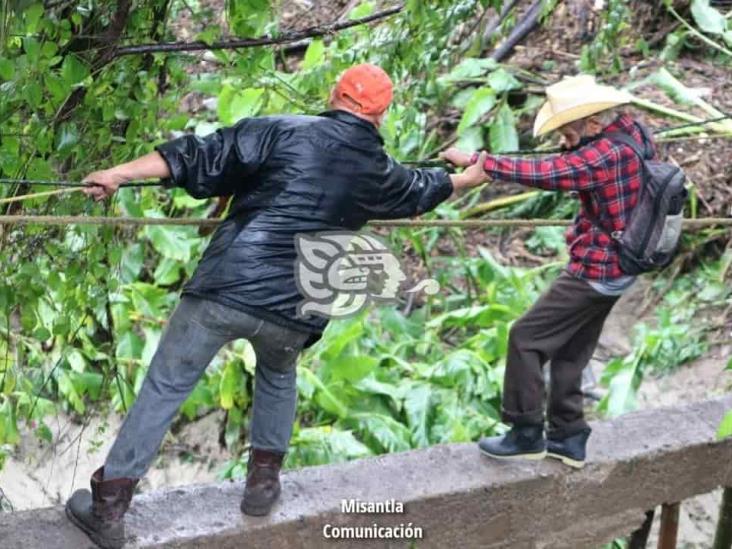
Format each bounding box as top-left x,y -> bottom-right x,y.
502,271 -> 619,438
104,296 -> 309,480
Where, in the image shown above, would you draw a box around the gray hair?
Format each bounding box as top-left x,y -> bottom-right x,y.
589,106 -> 623,126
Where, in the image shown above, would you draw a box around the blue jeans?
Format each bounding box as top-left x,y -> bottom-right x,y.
104,296 -> 309,480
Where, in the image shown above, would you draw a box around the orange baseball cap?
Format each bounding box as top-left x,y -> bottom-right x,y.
334,64 -> 394,115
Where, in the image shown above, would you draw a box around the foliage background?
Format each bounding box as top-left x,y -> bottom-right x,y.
0,0 -> 730,480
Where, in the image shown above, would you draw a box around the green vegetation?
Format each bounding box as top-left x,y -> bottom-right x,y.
0,0 -> 729,479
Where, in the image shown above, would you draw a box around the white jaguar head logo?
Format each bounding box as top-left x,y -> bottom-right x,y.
294,232 -> 439,319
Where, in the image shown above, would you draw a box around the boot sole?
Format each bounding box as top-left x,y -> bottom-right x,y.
241,502 -> 273,516
546,451 -> 585,469
65,504 -> 124,549
241,486 -> 281,517
479,448 -> 547,461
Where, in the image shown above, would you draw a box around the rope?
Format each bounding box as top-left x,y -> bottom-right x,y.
1,116 -> 730,190
0,215 -> 728,229
0,178 -> 160,188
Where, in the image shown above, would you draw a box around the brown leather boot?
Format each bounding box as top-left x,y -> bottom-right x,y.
65,467 -> 139,549
241,449 -> 284,516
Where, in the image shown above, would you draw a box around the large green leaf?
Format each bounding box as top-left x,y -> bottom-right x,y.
61,54 -> 90,87
299,367 -> 349,418
691,0 -> 727,35
218,85 -> 265,125
143,225 -> 196,262
455,126 -> 484,152
116,331 -> 144,360
489,102 -> 519,153
487,68 -> 521,93
0,399 -> 20,445
441,57 -> 498,82
403,383 -> 432,447
350,412 -> 411,453
329,354 -> 379,383
598,354 -> 642,417
457,87 -> 496,135
227,0 -> 273,38
302,39 -> 325,70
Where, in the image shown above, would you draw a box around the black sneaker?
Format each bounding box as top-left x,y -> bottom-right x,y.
478,425 -> 546,461
546,428 -> 591,469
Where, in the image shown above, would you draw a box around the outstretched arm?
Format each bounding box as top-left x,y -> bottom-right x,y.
441,144 -> 614,192
82,117 -> 274,201
83,152 -> 170,201
364,152 -> 490,220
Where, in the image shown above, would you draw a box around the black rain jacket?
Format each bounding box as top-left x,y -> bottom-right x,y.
156,110 -> 453,342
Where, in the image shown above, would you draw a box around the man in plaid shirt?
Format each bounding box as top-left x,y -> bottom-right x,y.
441,75 -> 649,468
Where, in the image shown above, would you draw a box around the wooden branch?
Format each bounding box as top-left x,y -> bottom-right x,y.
57,0 -> 132,121
113,4 -> 403,57
482,0 -> 519,45
489,0 -> 557,62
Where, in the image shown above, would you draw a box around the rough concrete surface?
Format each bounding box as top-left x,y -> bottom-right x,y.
1,396 -> 731,549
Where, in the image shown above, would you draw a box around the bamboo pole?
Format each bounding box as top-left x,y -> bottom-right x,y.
461,191 -> 540,218
0,188 -> 81,205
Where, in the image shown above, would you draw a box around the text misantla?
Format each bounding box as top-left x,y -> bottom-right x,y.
341,499 -> 404,514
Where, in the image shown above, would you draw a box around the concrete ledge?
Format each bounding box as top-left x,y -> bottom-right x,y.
2,396 -> 731,549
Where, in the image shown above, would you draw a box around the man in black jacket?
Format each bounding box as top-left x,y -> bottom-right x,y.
65,63 -> 489,549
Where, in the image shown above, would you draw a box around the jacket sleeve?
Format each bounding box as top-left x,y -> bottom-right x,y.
475,140 -> 616,192
155,118 -> 276,199
365,157 -> 454,220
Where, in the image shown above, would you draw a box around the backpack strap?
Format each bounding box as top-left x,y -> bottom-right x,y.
603,131 -> 648,159
583,128 -> 649,241
635,122 -> 655,158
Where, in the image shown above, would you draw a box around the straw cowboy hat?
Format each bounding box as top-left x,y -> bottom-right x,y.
533,75 -> 633,137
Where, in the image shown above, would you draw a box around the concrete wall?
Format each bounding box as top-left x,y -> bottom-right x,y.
1,396 -> 731,549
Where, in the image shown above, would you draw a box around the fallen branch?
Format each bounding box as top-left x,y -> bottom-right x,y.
489,0 -> 555,62
462,191 -> 540,218
482,0 -> 519,46
113,5 -> 403,57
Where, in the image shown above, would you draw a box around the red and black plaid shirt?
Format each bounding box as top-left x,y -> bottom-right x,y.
477,114 -> 650,281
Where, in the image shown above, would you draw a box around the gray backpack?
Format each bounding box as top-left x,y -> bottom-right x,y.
588,124 -> 687,275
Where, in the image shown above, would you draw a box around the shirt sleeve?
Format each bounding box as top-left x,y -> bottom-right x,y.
364,157 -> 454,220
476,140 -> 616,192
155,118 -> 276,199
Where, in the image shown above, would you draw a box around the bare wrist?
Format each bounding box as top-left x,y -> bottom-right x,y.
114,164 -> 137,182
450,173 -> 467,191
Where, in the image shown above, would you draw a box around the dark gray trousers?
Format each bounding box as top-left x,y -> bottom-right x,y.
104,296 -> 309,480
502,271 -> 619,438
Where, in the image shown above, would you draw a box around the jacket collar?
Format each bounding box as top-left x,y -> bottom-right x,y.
318,110 -> 384,144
